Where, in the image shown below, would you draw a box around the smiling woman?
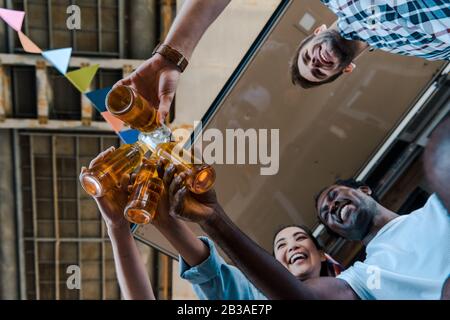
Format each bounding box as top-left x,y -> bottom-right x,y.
177,223 -> 342,300
273,225 -> 342,280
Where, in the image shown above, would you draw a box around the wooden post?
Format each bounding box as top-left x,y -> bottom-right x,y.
36,60 -> 49,124
0,60 -> 5,122
81,63 -> 93,126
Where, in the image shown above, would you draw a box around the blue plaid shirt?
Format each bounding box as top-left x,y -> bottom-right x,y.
320,0 -> 450,60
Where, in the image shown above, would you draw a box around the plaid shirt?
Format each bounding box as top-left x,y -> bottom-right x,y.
320,0 -> 450,60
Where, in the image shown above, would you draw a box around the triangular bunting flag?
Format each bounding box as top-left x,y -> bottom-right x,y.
42,48 -> 72,75
101,111 -> 124,133
0,8 -> 25,32
118,129 -> 140,144
65,64 -> 99,93
86,87 -> 112,113
18,31 -> 41,53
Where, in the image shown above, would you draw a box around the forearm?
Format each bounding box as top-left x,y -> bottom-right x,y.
199,206 -> 319,300
107,225 -> 155,300
156,218 -> 210,267
164,0 -> 231,59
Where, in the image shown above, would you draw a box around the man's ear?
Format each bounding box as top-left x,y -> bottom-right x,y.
358,186 -> 372,196
314,24 -> 327,35
320,251 -> 327,262
343,63 -> 356,74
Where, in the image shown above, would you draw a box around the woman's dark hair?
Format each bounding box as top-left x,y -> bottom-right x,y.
272,224 -> 331,277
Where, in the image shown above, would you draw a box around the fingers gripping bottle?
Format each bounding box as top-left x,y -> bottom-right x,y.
124,158 -> 164,225
105,85 -> 171,141
154,142 -> 216,194
80,142 -> 148,197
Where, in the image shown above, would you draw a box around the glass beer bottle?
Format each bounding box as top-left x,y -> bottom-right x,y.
106,85 -> 161,132
154,142 -> 216,194
124,158 -> 164,225
80,142 -> 148,197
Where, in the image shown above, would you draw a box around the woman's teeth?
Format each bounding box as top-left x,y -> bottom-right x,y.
290,253 -> 307,264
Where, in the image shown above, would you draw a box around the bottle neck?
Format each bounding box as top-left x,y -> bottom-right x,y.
134,141 -> 150,155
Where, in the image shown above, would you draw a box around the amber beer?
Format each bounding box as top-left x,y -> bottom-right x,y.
80,142 -> 148,197
124,158 -> 164,225
155,142 -> 216,194
106,85 -> 161,132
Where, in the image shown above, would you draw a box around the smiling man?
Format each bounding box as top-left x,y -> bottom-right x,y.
291,0 -> 450,88
163,165 -> 449,300
315,179 -> 450,299
115,1 -> 450,120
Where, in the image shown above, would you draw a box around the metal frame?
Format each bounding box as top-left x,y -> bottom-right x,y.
186,0 -> 291,150
29,134 -> 40,299
13,130 -> 26,299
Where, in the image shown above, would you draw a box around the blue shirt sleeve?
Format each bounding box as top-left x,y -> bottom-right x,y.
179,237 -> 267,300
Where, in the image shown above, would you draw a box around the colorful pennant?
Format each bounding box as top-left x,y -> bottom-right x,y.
86,87 -> 111,113
42,48 -> 72,75
0,7 -> 134,141
65,64 -> 99,93
101,111 -> 125,133
118,129 -> 140,144
18,31 -> 41,53
0,8 -> 25,31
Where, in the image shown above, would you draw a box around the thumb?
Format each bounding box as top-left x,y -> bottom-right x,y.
170,186 -> 187,219
113,77 -> 132,89
158,94 -> 174,123
158,70 -> 179,123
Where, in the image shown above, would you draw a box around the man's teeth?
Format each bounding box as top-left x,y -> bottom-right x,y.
290,253 -> 307,264
340,204 -> 350,221
320,51 -> 327,62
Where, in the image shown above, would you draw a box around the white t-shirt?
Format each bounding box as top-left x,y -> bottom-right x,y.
338,194 -> 450,300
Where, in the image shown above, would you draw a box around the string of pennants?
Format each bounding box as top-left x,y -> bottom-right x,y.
0,7 -> 139,144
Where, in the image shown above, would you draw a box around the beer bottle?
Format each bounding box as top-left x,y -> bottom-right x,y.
124,158 -> 164,225
80,142 -> 148,197
106,85 -> 161,133
155,142 -> 215,194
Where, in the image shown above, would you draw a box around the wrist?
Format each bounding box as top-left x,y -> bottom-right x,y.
200,204 -> 224,229
152,43 -> 189,72
107,222 -> 131,238
162,37 -> 194,60
153,216 -> 178,232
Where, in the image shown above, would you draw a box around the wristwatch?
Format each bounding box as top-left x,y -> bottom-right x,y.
152,43 -> 189,73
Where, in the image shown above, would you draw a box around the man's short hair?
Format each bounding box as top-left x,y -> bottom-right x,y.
314,178 -> 373,210
290,35 -> 344,89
